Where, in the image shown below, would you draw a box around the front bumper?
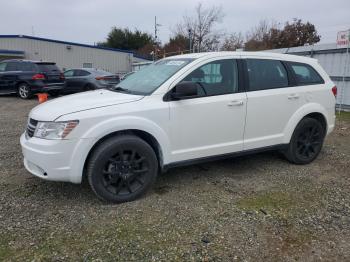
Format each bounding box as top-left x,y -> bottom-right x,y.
20,133 -> 94,184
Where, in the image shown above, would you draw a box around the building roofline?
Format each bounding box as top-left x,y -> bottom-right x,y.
0,35 -> 135,55
0,49 -> 25,55
133,53 -> 153,61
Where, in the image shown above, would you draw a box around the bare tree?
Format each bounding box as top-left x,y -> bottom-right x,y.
221,32 -> 244,51
175,2 -> 224,52
244,19 -> 321,51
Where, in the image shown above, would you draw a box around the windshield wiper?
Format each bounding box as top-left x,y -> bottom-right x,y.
110,86 -> 130,93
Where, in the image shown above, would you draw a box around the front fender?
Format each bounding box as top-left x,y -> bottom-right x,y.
283,103 -> 329,144
80,116 -> 171,164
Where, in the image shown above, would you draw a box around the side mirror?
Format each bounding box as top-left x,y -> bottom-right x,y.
171,81 -> 198,100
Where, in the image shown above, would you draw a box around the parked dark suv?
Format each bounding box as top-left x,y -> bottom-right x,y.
0,59 -> 65,99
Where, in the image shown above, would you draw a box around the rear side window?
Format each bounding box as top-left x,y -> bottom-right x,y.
75,70 -> 90,76
289,62 -> 324,85
5,62 -> 19,71
246,59 -> 288,91
36,63 -> 60,73
18,62 -> 36,72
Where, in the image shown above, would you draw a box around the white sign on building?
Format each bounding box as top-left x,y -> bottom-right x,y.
337,30 -> 350,48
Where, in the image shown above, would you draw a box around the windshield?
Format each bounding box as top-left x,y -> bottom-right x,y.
114,58 -> 193,95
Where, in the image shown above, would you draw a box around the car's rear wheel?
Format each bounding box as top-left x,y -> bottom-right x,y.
17,83 -> 31,99
87,135 -> 158,203
284,117 -> 325,164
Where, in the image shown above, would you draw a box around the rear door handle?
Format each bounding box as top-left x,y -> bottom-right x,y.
228,100 -> 244,106
288,94 -> 300,99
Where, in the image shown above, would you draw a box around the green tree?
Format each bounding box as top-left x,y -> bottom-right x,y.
99,27 -> 153,51
163,34 -> 189,56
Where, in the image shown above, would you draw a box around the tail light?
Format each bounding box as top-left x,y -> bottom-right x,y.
95,76 -> 106,81
60,73 -> 65,80
32,74 -> 45,80
332,86 -> 337,97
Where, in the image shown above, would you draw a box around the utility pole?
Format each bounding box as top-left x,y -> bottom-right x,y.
153,16 -> 162,61
188,29 -> 192,53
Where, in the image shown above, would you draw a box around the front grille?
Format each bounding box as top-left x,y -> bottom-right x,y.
26,118 -> 38,138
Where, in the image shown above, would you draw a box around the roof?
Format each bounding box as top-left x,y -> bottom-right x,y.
166,51 -> 318,63
0,35 -> 135,54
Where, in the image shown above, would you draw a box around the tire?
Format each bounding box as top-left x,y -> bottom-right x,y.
48,90 -> 60,97
17,83 -> 32,99
87,135 -> 158,203
283,117 -> 326,164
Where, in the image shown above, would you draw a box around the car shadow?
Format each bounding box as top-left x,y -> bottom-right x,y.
17,150 -> 286,204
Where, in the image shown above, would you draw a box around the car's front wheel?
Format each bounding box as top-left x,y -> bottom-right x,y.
284,117 -> 326,164
87,135 -> 158,203
17,83 -> 31,99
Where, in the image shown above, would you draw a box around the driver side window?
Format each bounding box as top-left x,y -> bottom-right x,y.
64,70 -> 74,77
182,59 -> 238,96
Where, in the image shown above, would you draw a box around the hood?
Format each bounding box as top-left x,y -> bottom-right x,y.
30,89 -> 143,121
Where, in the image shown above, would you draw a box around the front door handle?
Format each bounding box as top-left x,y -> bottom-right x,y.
288,94 -> 300,99
228,100 -> 244,106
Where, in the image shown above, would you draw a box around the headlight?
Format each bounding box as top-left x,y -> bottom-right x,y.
34,121 -> 79,139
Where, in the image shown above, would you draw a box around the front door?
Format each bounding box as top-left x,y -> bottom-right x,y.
168,59 -> 247,163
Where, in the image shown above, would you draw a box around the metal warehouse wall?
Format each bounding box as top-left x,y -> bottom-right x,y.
0,37 -> 133,74
269,44 -> 350,107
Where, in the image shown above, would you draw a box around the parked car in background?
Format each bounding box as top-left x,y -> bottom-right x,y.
0,59 -> 64,99
21,52 -> 336,203
63,68 -> 120,93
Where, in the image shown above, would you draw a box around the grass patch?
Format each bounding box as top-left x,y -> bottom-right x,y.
5,217 -> 194,261
237,191 -> 296,217
336,111 -> 350,122
236,185 -> 327,219
0,234 -> 14,261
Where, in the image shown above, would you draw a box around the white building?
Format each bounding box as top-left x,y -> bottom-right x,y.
0,35 -> 151,74
268,43 -> 350,108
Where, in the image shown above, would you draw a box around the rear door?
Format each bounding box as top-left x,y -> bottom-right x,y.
243,58 -> 303,150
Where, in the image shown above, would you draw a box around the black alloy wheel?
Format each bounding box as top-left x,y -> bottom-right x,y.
284,117 -> 325,164
87,135 -> 158,203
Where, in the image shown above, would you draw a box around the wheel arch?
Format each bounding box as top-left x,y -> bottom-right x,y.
283,103 -> 329,144
82,129 -> 166,182
16,81 -> 30,89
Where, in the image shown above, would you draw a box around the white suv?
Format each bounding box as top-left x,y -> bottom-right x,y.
20,52 -> 336,203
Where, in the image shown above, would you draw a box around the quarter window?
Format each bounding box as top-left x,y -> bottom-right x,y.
289,62 -> 324,85
246,59 -> 288,91
182,59 -> 238,96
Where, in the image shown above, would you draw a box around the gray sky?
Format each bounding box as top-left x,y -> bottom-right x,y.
1,0 -> 349,46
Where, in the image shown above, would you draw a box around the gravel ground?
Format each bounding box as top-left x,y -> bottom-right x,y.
0,95 -> 349,261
